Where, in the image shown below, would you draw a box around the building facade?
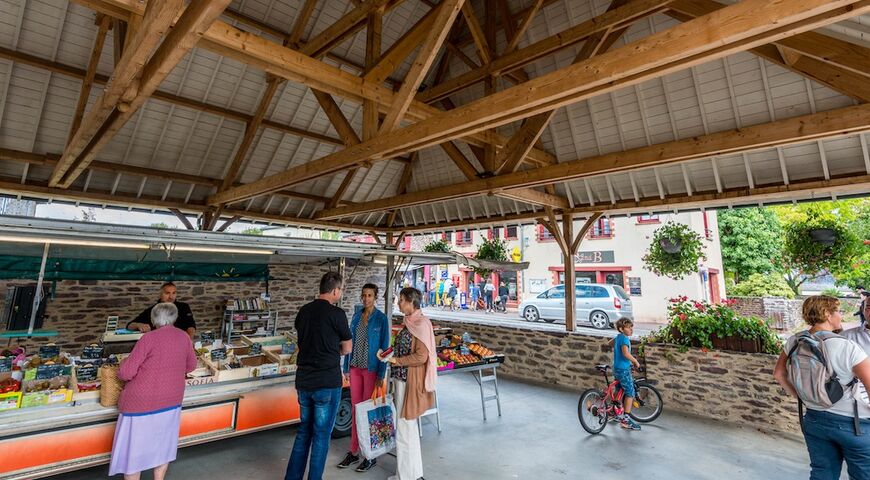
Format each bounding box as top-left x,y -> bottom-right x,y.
411,212 -> 726,324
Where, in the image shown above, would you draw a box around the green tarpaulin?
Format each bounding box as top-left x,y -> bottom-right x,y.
0,255 -> 269,282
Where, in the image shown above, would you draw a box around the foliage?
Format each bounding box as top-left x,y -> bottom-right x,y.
473,238 -> 508,277
717,208 -> 783,282
641,297 -> 783,355
240,227 -> 264,236
779,204 -> 860,295
821,287 -> 842,298
727,273 -> 795,299
423,239 -> 451,253
832,199 -> 870,289
642,222 -> 706,280
150,222 -> 170,229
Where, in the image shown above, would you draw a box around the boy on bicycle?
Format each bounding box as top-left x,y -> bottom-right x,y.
614,317 -> 642,431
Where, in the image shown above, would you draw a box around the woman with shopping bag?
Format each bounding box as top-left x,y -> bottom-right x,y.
378,287 -> 436,480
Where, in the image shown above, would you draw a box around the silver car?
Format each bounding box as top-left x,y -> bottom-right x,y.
518,283 -> 633,329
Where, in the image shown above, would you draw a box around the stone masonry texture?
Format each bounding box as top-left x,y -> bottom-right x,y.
0,263 -> 385,352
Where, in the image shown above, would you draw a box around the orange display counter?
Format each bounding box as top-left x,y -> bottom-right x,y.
0,375 -> 300,480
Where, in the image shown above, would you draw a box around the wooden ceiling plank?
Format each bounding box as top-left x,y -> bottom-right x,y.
379,0 -> 464,134
68,14 -> 111,143
51,0 -> 185,187
313,102 -> 870,218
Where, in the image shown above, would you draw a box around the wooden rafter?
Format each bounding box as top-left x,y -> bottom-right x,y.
366,6 -> 434,82
169,208 -> 195,230
52,0 -> 233,189
216,215 -> 243,232
289,0 -> 319,47
312,102 -> 870,219
417,0 -> 672,104
379,0 -> 464,134
505,0 -> 543,53
68,14 -> 111,143
211,0 -> 870,207
300,0 -> 390,58
461,2 -> 492,65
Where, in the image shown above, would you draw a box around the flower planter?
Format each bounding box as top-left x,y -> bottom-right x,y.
711,334 -> 727,350
739,338 -> 760,354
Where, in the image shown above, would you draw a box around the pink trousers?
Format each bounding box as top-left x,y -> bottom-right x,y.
349,366 -> 379,454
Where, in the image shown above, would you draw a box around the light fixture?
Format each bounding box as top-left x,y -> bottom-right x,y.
152,243 -> 274,255
0,235 -> 149,249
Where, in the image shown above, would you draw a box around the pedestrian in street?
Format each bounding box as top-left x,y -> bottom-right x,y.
416,279 -> 427,308
435,279 -> 444,307
337,284 -> 390,472
856,287 -> 868,325
285,271 -> 352,480
484,279 -> 495,313
498,282 -> 509,314
773,295 -> 870,480
447,283 -> 458,311
378,287 -> 436,480
469,282 -> 480,311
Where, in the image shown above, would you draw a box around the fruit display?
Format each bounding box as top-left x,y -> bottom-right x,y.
0,378 -> 21,393
468,343 -> 494,357
439,349 -> 481,366
436,358 -> 454,372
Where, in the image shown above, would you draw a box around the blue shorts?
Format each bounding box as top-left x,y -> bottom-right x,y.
613,368 -> 636,398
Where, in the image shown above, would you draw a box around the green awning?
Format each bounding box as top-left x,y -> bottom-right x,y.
0,255 -> 269,282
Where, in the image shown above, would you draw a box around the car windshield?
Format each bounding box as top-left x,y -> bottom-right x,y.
612,285 -> 630,300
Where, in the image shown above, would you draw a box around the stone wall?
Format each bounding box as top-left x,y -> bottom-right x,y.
432,319 -> 797,436
730,297 -> 804,331
644,344 -> 796,436
0,263 -> 385,352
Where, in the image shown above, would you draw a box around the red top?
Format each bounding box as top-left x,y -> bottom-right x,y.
117,325 -> 197,414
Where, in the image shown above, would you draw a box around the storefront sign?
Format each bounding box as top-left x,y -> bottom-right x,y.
575,251 -> 614,264
81,345 -> 104,359
0,357 -> 11,373
628,277 -> 642,296
185,375 -> 217,386
39,345 -> 60,358
76,364 -> 98,382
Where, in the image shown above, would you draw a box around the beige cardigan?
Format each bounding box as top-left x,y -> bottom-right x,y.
393,337 -> 435,420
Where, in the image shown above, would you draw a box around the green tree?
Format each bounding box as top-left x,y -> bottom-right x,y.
728,273 -> 795,299
717,208 -> 782,282
833,199 -> 870,289
150,222 -> 170,229
240,227 -> 264,236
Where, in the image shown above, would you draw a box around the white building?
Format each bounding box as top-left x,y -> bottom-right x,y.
421,212 -> 725,324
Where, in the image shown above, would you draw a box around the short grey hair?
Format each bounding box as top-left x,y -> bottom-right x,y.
399,287 -> 422,309
152,302 -> 178,328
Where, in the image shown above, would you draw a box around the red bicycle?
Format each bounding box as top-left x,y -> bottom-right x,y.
578,364 -> 663,434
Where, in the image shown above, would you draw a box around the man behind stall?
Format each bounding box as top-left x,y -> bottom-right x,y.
127,282 -> 196,339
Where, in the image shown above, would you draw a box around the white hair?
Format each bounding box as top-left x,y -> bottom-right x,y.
151,302 -> 178,328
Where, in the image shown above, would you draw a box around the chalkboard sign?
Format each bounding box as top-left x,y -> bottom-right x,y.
210,348 -> 227,361
250,343 -> 262,355
76,364 -> 98,382
39,345 -> 60,358
281,343 -> 296,355
200,331 -> 215,343
0,357 -> 12,373
460,345 -> 470,355
81,345 -> 104,360
36,364 -> 66,380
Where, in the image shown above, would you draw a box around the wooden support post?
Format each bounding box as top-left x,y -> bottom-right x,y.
385,232 -> 396,319
562,212 -> 576,331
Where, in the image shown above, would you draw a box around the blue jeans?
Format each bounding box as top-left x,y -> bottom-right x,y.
803,408 -> 870,480
284,387 -> 342,480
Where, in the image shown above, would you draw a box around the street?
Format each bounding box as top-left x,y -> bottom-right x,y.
420,306 -> 662,339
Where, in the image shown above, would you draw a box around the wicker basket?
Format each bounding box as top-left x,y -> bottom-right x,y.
99,364 -> 123,407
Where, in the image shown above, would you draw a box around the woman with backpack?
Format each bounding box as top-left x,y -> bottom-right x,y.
774,295 -> 870,479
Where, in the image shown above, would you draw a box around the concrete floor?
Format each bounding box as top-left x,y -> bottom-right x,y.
50,374 -> 822,480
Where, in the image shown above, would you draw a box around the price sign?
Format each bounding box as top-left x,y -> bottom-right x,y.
76,364 -> 99,382
39,345 -> 60,358
0,357 -> 12,373
250,343 -> 262,355
460,345 -> 470,355
281,343 -> 296,355
81,345 -> 104,359
36,364 -> 66,380
200,331 -> 215,343
210,348 -> 227,361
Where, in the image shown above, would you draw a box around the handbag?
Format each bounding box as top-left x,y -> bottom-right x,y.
355,395 -> 397,460
99,364 -> 124,407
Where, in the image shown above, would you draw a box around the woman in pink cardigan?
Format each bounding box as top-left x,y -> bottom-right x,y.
109,302 -> 197,480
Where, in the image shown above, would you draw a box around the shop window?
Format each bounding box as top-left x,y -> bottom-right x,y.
636,214 -> 660,224
505,226 -> 518,240
488,227 -> 500,240
537,224 -> 556,242
589,218 -> 613,239
441,232 -> 452,242
456,230 -> 473,246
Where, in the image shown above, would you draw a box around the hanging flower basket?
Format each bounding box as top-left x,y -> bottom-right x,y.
423,240 -> 451,253
642,222 -> 706,280
473,238 -> 508,277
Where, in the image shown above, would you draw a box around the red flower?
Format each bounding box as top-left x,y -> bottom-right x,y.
679,313 -> 687,321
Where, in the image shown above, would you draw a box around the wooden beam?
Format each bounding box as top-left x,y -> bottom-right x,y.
417,0 -> 672,104
212,0 -> 870,207
289,0 -> 319,47
560,211 -> 575,331
312,89 -> 362,146
379,0 -> 464,134
440,141 -> 480,179
68,14 -> 111,143
313,102 -> 870,218
751,45 -> 870,102
366,7 -> 435,82
461,2 -> 492,65
216,215 -> 243,232
169,208 -> 195,230
498,188 -> 569,210
300,0 -> 390,58
51,0 -> 185,187
572,213 -> 603,253
363,9 -> 383,141
0,46 -> 345,146
505,0 -> 543,53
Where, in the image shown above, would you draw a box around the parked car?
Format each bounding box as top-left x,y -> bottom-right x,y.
518,283 -> 633,329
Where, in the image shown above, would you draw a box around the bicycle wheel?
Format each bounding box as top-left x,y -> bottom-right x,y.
628,382 -> 663,423
578,389 -> 608,434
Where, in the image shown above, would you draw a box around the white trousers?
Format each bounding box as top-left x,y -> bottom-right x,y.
393,380 -> 423,480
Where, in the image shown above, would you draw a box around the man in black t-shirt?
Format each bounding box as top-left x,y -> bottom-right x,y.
285,271 -> 352,480
127,282 -> 196,339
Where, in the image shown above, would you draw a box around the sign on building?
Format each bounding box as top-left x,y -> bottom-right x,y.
628,277 -> 642,296
575,250 -> 615,264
